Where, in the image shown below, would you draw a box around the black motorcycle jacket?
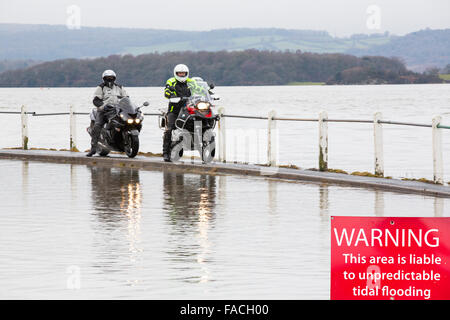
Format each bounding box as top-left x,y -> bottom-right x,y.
164,77 -> 196,114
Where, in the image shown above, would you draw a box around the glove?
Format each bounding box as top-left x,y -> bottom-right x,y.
93,96 -> 104,107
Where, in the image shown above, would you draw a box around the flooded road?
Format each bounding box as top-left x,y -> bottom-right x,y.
1,84 -> 450,181
1,159 -> 448,299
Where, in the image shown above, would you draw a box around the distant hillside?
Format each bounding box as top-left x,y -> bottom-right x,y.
0,59 -> 41,73
0,24 -> 389,60
0,23 -> 184,61
347,29 -> 450,72
0,50 -> 440,87
1,23 -> 449,71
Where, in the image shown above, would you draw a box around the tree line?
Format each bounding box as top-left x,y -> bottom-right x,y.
0,50 -> 442,87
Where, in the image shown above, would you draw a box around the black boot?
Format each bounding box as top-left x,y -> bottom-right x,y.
163,153 -> 171,162
162,130 -> 172,162
87,124 -> 101,157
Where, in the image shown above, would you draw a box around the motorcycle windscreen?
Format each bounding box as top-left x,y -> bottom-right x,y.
118,97 -> 138,115
187,80 -> 213,104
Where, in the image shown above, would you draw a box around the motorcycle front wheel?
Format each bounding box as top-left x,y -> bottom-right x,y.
170,141 -> 184,161
99,148 -> 110,157
201,130 -> 216,163
124,133 -> 139,158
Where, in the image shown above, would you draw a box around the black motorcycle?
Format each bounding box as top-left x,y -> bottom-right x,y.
159,80 -> 220,163
88,97 -> 148,158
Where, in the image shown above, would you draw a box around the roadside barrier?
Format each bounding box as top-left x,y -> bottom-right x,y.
1,105 -> 449,184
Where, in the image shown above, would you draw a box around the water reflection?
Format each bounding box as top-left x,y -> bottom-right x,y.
374,190 -> 384,216
89,166 -> 143,274
434,197 -> 444,217
22,161 -> 29,203
268,180 -> 277,216
319,183 -> 329,217
90,166 -> 142,218
163,171 -> 217,226
70,164 -> 78,205
163,171 -> 217,284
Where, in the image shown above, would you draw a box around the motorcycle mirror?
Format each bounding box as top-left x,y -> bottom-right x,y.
143,101 -> 150,107
169,97 -> 181,103
209,83 -> 215,89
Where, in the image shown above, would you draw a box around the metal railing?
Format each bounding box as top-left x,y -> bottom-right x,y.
217,108 -> 449,184
3,105 -> 449,184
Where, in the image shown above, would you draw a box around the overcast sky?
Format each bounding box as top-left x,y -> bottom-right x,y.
1,0 -> 449,36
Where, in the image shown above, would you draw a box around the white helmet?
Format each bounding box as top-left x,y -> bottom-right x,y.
174,64 -> 189,83
102,69 -> 116,81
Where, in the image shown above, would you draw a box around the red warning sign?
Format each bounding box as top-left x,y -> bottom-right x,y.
330,216 -> 450,300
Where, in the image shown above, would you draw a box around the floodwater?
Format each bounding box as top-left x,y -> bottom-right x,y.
0,159 -> 449,299
1,84 -> 450,180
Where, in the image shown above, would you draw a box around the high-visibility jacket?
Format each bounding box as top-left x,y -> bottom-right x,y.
164,77 -> 198,98
164,77 -> 199,113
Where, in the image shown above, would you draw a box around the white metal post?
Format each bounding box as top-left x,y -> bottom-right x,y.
373,112 -> 384,177
318,111 -> 328,171
21,105 -> 28,150
432,116 -> 444,184
217,107 -> 226,162
267,110 -> 277,166
69,105 -> 78,152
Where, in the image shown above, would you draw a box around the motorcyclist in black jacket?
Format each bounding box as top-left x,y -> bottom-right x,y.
162,64 -> 195,162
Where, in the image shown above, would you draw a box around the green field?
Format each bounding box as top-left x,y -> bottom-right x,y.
122,33 -> 392,56
439,74 -> 450,81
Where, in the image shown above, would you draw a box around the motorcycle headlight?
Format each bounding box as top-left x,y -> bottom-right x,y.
135,118 -> 141,124
127,119 -> 134,124
197,102 -> 210,111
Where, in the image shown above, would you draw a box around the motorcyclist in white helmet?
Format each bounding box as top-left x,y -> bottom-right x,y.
86,70 -> 128,157
162,64 -> 198,162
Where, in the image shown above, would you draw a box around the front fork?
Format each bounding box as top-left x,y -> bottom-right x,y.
193,121 -> 203,151
194,121 -> 215,163
122,129 -> 139,144
170,121 -> 209,162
